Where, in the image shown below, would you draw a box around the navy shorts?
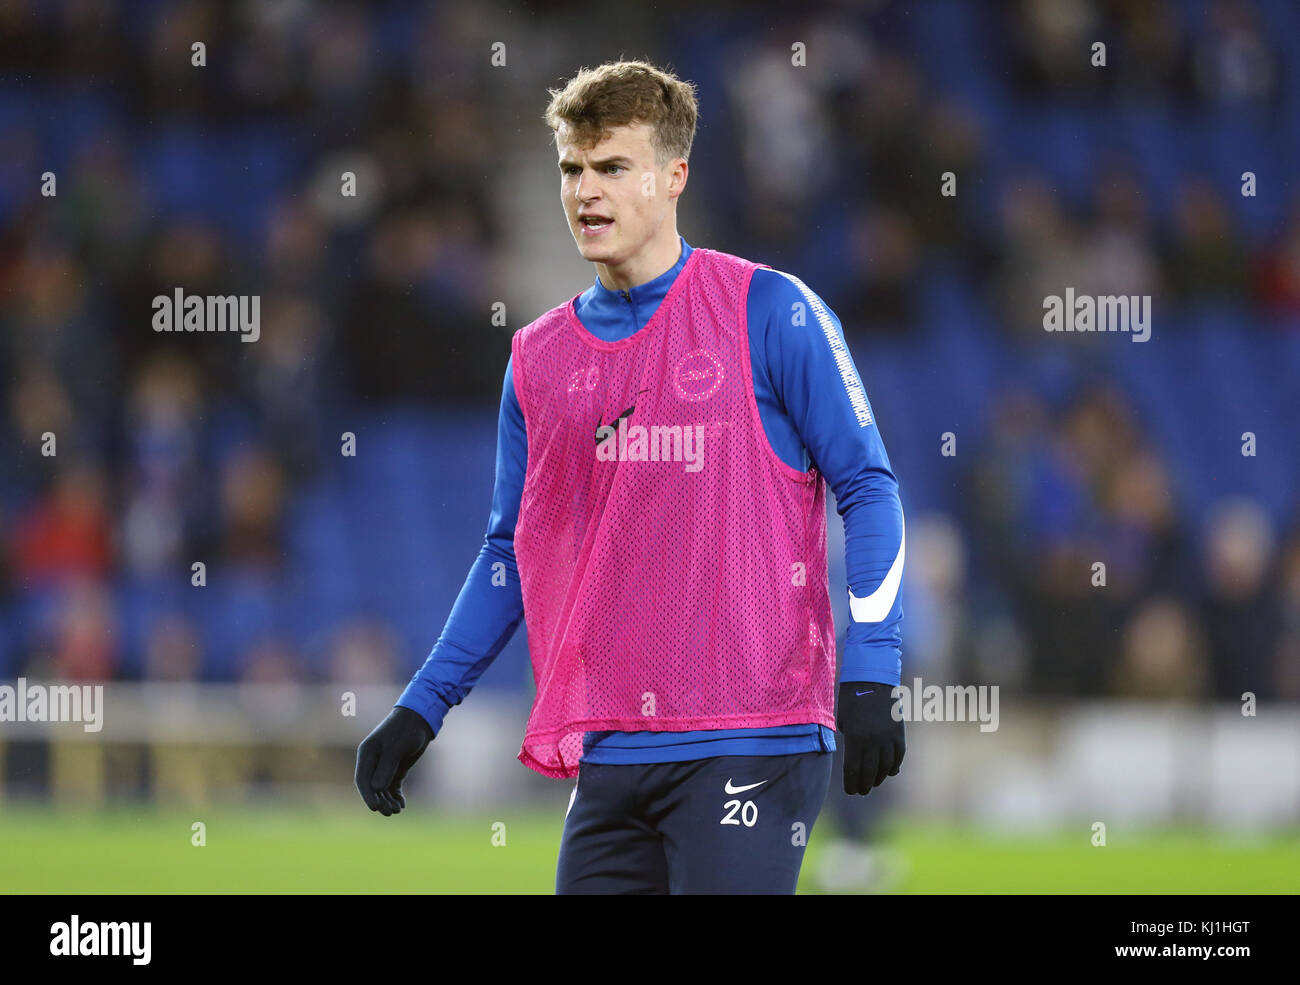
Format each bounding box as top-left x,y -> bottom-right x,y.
555,751 -> 833,894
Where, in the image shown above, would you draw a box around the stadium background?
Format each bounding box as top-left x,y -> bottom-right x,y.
1,0 -> 1298,893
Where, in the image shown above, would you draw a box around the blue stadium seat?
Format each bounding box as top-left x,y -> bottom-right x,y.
196,567 -> 282,680
114,575 -> 189,679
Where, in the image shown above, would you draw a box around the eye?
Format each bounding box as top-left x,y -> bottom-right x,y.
606,165 -> 624,175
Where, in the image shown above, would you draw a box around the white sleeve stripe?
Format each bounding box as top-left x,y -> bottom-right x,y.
847,512 -> 905,623
771,269 -> 873,428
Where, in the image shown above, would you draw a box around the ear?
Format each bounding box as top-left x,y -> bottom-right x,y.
668,157 -> 689,199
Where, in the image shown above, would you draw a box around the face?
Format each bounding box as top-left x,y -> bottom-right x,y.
557,121 -> 685,268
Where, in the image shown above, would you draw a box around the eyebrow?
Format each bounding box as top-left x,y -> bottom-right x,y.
558,155 -> 634,170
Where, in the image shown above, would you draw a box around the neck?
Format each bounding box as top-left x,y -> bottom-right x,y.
595,225 -> 682,292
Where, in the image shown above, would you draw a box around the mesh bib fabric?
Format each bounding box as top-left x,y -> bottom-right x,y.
510,247 -> 836,778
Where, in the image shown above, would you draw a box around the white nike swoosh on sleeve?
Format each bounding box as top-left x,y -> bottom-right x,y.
847,513 -> 905,623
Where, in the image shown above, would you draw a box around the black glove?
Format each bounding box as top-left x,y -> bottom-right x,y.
836,681 -> 905,796
355,706 -> 435,816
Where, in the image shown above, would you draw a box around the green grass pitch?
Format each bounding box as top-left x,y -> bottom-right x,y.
1,806 -> 1296,893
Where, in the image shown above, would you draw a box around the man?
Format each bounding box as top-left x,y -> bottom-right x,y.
356,60 -> 905,894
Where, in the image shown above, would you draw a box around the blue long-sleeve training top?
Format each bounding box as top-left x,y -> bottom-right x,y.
397,235 -> 904,765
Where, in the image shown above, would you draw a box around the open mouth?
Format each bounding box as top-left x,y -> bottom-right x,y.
579,215 -> 613,234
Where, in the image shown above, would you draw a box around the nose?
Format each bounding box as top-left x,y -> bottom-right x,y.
574,167 -> 601,205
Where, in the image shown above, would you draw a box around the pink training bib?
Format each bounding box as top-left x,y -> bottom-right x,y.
510,246 -> 836,778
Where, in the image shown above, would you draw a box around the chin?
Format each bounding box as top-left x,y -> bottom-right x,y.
578,242 -> 616,261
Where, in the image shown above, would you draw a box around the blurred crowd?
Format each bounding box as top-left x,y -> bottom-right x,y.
1,0 -> 1297,702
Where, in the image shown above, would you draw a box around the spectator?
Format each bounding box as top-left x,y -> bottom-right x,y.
1162,177 -> 1250,306
1111,597 -> 1209,699
13,463 -> 113,584
1200,498 -> 1280,700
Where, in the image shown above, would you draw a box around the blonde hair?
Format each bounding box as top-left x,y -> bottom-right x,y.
544,59 -> 699,167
